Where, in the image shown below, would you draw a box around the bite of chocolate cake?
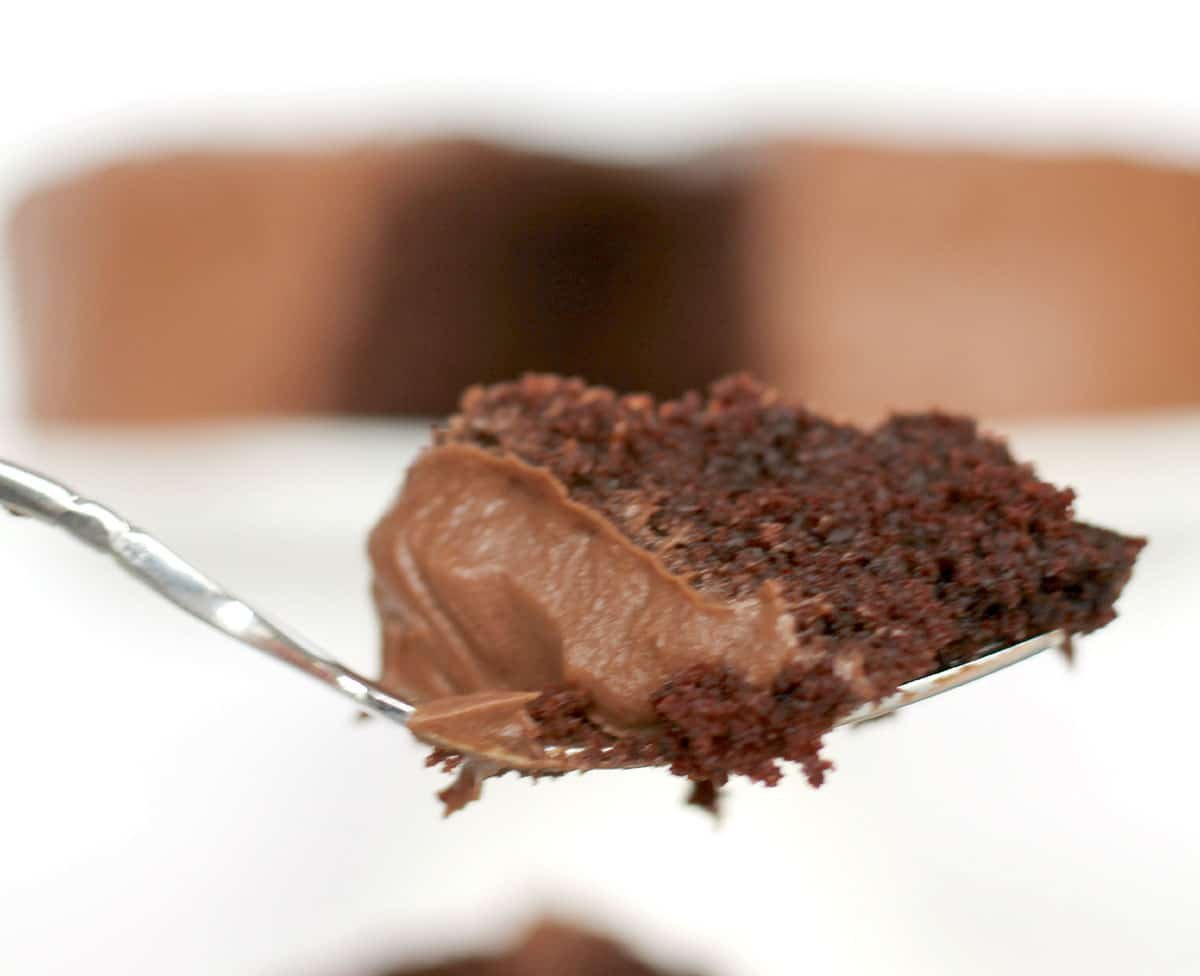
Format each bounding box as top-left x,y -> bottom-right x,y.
369,374 -> 1143,812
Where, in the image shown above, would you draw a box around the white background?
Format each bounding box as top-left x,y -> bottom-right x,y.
2,4 -> 1200,974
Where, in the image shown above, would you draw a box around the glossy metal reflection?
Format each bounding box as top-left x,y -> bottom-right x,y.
0,458 -> 414,725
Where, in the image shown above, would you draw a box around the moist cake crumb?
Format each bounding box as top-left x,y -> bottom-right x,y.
380,373 -> 1143,810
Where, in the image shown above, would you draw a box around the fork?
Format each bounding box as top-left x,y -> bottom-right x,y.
0,458 -> 1064,766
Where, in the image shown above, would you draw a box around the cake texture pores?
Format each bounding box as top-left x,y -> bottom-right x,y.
369,374 -> 1144,811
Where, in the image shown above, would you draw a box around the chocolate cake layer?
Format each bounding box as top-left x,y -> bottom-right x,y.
370,375 -> 1143,810
744,141 -> 1200,419
8,142 -> 738,421
11,138 -> 1200,424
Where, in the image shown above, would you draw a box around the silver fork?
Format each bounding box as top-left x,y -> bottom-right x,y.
0,458 -> 1064,766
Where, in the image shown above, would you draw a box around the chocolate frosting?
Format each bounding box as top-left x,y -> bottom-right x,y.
369,444 -> 829,759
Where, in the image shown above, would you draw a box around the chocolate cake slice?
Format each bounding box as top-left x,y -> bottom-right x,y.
375,920 -> 702,976
369,374 -> 1143,812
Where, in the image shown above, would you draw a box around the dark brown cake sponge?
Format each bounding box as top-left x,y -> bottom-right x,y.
431,373 -> 1143,801
439,374 -> 1141,674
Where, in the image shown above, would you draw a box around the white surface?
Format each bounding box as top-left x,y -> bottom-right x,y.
7,1 -> 1200,221
10,2 -> 1200,160
0,411 -> 1196,976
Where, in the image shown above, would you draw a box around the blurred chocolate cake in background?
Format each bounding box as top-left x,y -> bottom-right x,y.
7,136 -> 1200,422
7,141 -> 739,421
372,920 -> 705,976
741,141 -> 1200,419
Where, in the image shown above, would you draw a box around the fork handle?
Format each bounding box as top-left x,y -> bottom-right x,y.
0,459 -> 414,724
